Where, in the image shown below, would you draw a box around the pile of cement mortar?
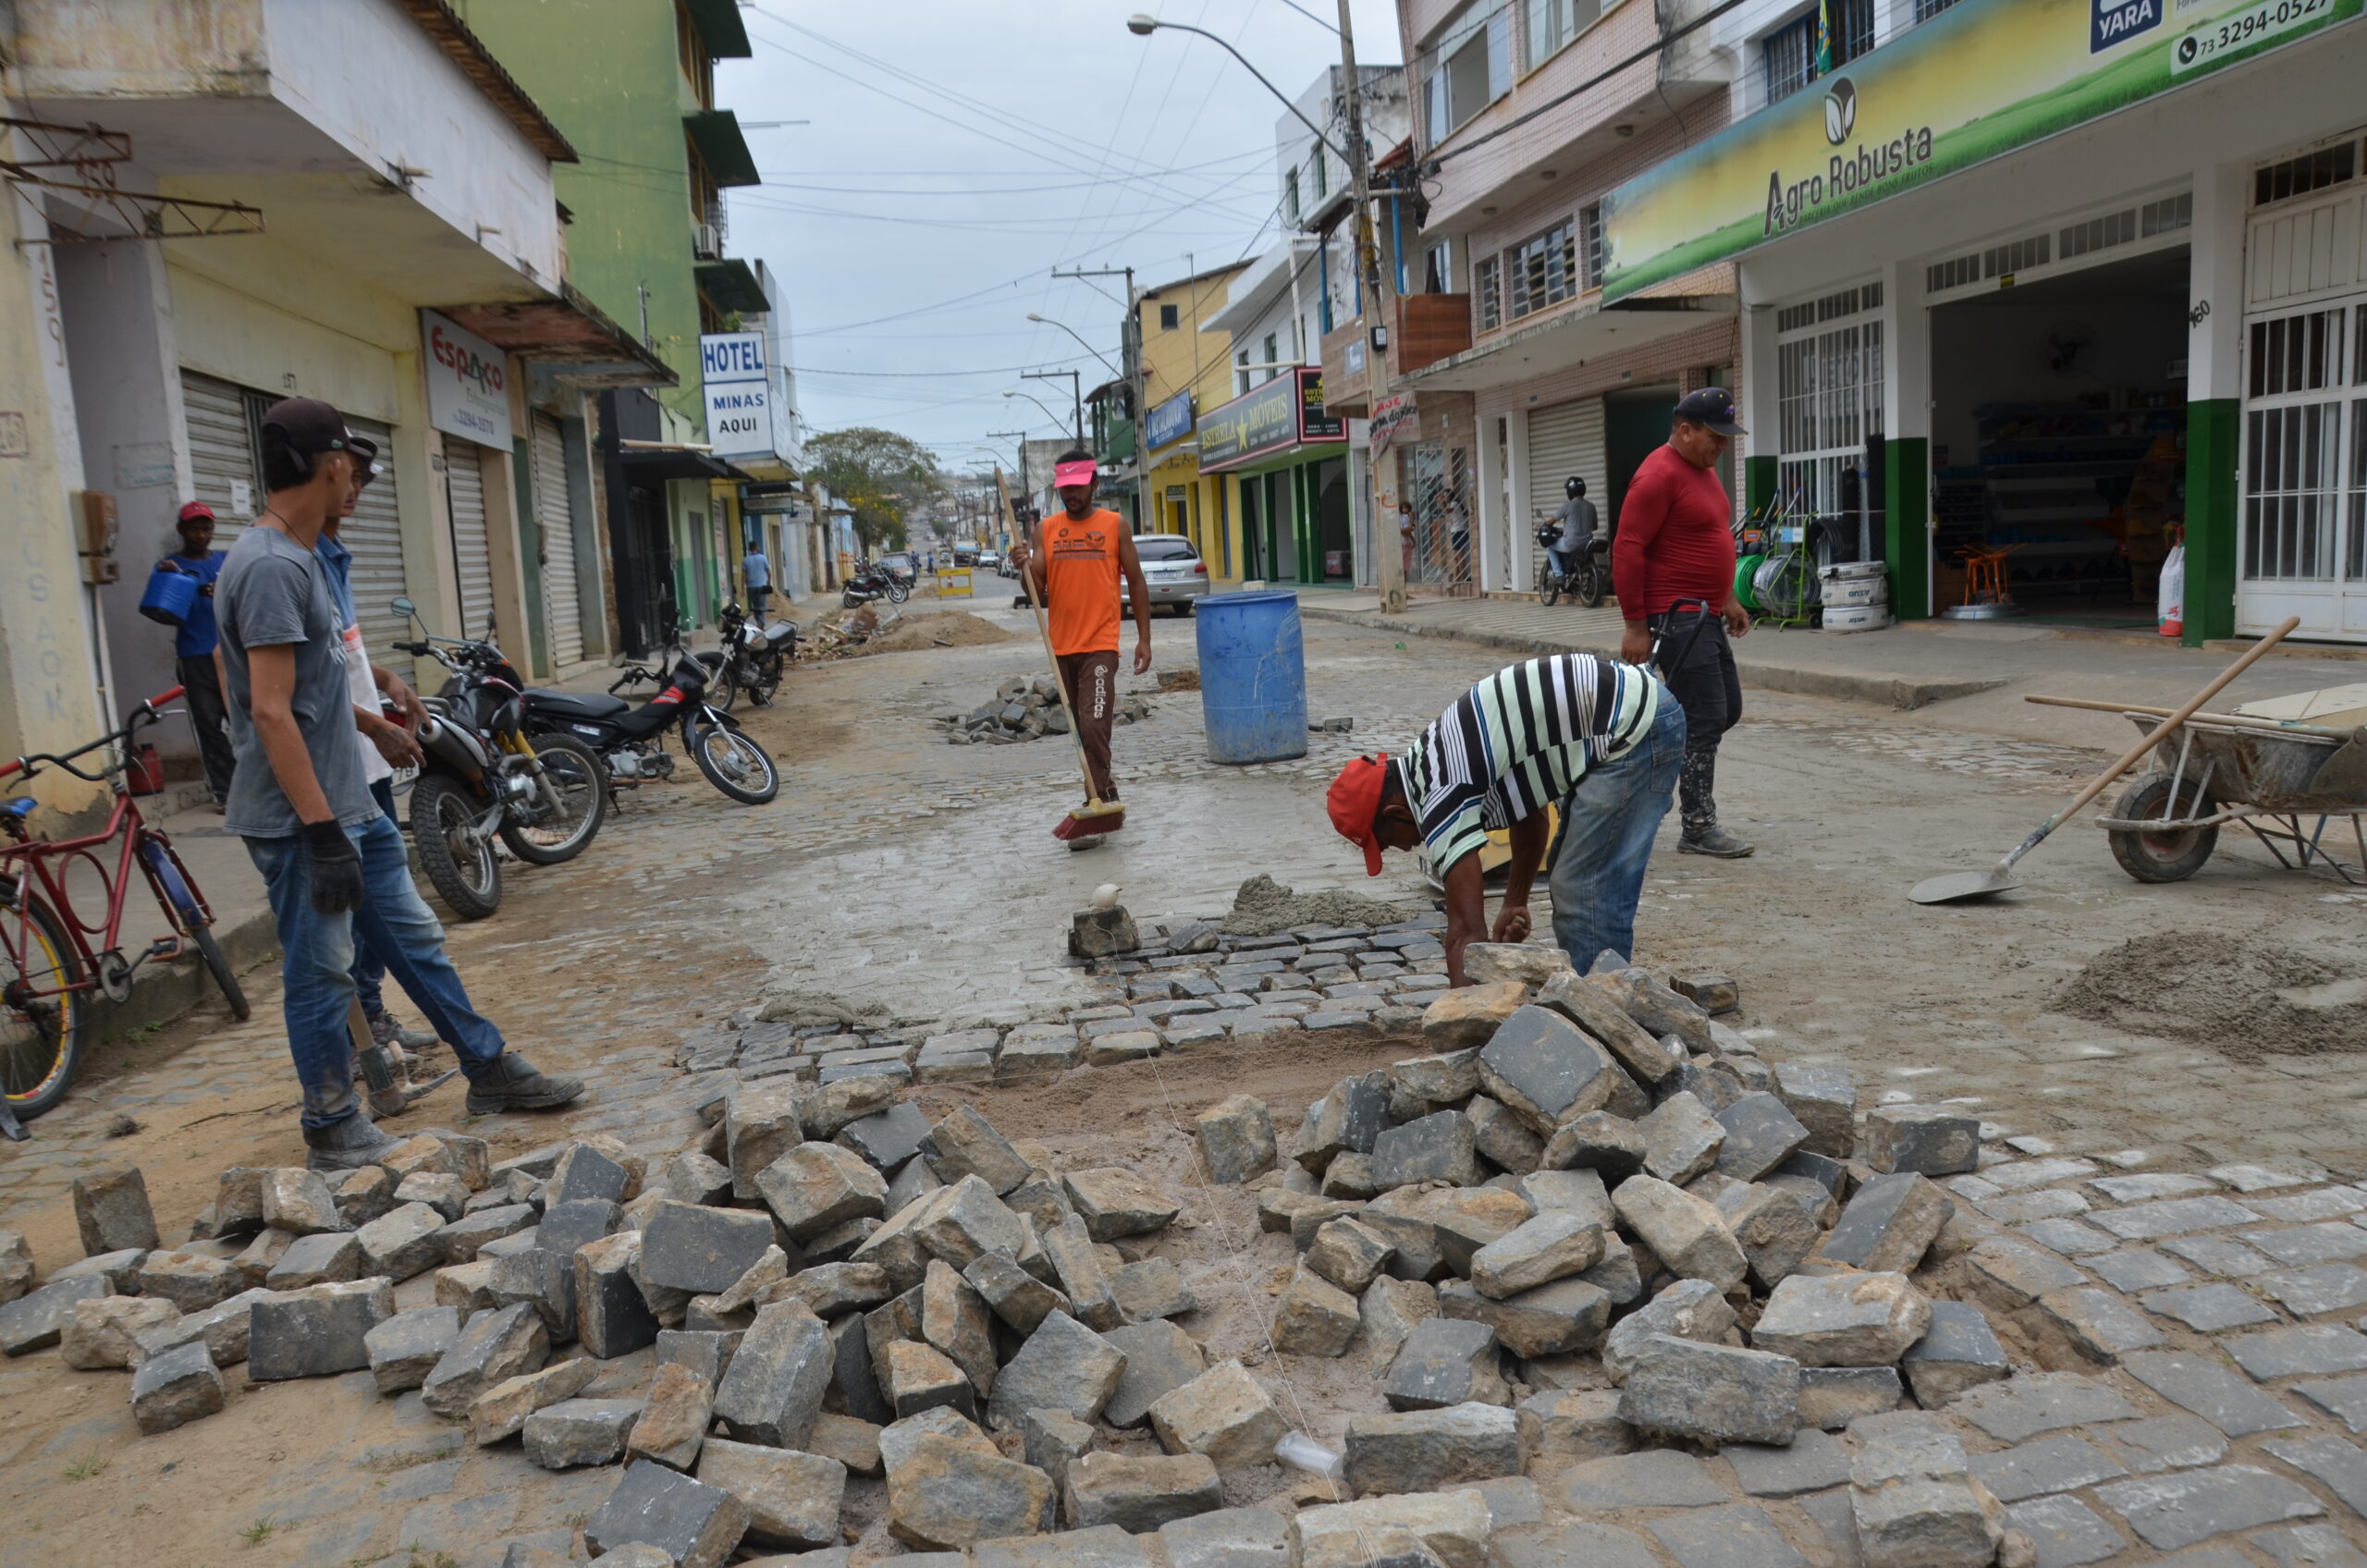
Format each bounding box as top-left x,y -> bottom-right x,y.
1220,873 -> 1411,937
2054,928 -> 2367,1060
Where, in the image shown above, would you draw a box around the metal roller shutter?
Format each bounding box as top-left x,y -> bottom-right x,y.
531,413 -> 584,669
442,435 -> 496,641
1525,398 -> 1607,537
180,371 -> 261,545
342,413 -> 411,686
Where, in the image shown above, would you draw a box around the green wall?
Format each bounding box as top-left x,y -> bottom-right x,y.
456,0 -> 707,432
2184,400 -> 2238,646
1883,438 -> 1930,620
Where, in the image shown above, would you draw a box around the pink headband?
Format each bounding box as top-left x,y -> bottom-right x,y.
1053,459 -> 1098,488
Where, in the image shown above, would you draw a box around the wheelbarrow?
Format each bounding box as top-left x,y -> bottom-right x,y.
2027,692 -> 2367,885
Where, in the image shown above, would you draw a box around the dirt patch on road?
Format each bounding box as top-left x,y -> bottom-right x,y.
1220,873 -> 1410,937
856,610 -> 1015,655
2054,928 -> 2367,1060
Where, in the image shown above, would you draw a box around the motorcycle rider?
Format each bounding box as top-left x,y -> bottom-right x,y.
1549,477 -> 1598,586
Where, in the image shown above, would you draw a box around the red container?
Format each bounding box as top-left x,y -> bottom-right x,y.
126,743 -> 166,796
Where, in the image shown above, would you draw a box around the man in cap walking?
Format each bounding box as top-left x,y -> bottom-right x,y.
1614,386 -> 1754,858
216,398 -> 581,1170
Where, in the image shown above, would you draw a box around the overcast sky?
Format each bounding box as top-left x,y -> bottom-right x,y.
717,0 -> 1405,474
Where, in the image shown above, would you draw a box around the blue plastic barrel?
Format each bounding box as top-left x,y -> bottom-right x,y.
1196,589 -> 1307,764
139,563 -> 199,627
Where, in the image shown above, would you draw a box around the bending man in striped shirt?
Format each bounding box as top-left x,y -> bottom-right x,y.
1327,653 -> 1686,985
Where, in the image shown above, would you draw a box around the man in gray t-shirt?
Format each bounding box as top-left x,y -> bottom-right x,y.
216,528 -> 378,839
224,398 -> 581,1170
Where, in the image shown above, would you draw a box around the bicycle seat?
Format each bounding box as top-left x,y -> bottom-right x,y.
1,797 -> 35,818
524,688 -> 630,720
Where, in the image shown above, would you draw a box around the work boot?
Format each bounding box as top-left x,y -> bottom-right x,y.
1678,824 -> 1756,858
465,1052 -> 585,1115
303,1110 -> 402,1173
369,1009 -> 437,1056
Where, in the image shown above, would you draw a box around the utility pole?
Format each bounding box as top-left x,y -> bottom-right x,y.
1024,368 -> 1085,448
1333,5 -> 1404,614
988,428 -> 1031,542
1054,264 -> 1143,533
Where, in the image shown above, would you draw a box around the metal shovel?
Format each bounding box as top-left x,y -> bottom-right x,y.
1909,616 -> 2301,904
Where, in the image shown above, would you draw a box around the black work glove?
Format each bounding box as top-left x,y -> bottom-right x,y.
303,819 -> 364,915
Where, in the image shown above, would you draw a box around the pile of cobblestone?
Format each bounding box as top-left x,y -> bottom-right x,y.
13,931 -> 2367,1567
940,677 -> 1152,746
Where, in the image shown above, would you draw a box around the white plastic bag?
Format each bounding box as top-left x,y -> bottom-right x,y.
2157,542 -> 2185,637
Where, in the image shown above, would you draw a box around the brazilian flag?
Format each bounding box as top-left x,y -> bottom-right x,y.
1815,0 -> 1834,75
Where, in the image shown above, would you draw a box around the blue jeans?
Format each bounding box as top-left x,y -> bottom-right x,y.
352,778 -> 396,1018
1547,692 -> 1686,975
247,813 -> 506,1129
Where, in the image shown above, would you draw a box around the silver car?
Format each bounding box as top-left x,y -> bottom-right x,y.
1122,533 -> 1210,616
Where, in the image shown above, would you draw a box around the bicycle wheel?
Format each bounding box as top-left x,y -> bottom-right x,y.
140,837 -> 251,1021
687,717 -> 780,805
499,735 -> 607,866
1,894 -> 90,1120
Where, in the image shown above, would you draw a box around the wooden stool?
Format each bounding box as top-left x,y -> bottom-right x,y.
1957,544 -> 2022,607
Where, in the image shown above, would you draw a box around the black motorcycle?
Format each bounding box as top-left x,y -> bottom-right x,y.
701,599 -> 796,710
386,598 -> 607,921
1536,522 -> 1611,608
522,643 -> 780,806
840,560 -> 909,608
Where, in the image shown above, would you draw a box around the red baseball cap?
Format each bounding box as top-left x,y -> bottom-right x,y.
1327,753 -> 1392,876
178,501 -> 215,525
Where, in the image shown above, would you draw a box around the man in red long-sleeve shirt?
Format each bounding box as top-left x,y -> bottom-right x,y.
1613,386 -> 1755,858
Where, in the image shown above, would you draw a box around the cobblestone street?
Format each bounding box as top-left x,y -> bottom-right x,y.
5,602 -> 2367,1566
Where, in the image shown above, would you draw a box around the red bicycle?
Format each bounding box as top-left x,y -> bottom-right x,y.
1,685 -> 250,1129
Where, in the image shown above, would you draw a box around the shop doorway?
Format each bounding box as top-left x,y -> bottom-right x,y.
1928,246 -> 2191,625
1317,457 -> 1352,581
1604,387 -> 1681,533
1237,477 -> 1264,580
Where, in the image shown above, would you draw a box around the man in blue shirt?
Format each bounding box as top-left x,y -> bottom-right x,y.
167,502 -> 237,809
742,544 -> 772,617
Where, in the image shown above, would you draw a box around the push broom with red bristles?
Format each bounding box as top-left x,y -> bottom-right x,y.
999,467 -> 1124,842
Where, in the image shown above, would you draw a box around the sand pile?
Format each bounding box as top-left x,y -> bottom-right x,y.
1220,873 -> 1411,937
2054,928 -> 2367,1060
857,610 -> 1014,655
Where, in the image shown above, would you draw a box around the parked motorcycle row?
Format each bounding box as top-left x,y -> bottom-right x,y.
840,557 -> 911,608
385,594 -> 783,921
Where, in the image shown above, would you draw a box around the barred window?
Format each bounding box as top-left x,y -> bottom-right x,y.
1579,204 -> 1606,289
1476,256 -> 1502,331
1506,221 -> 1578,320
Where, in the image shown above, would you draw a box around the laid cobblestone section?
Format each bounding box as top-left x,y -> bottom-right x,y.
14,935 -> 2367,1565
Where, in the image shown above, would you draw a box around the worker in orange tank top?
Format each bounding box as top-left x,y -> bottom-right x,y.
1008,451 -> 1153,841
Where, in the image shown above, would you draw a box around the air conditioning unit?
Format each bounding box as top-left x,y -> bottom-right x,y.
693,223 -> 722,262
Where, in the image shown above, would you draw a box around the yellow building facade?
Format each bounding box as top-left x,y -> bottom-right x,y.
1134,263 -> 1250,585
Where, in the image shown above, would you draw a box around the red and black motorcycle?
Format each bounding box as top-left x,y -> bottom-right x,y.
521,641 -> 779,808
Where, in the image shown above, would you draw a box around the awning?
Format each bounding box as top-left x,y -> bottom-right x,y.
695,257 -> 770,315
443,280 -> 676,388
1398,267 -> 1736,393
684,110 -> 761,189
681,0 -> 754,57
620,447 -> 752,483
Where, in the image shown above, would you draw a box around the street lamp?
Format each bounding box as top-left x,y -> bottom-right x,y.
1025,313 -> 1122,379
1125,16 -> 1345,161
1002,389 -> 1067,435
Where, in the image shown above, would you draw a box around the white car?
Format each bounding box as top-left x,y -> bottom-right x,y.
975,550 -> 1000,570
1121,533 -> 1210,616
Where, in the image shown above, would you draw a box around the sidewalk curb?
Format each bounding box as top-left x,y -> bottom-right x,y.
1295,605 -> 2010,711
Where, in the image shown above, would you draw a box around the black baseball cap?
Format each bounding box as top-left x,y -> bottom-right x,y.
259,397 -> 357,459
1674,386 -> 1746,436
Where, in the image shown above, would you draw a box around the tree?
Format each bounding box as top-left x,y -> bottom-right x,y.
805,427 -> 944,553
